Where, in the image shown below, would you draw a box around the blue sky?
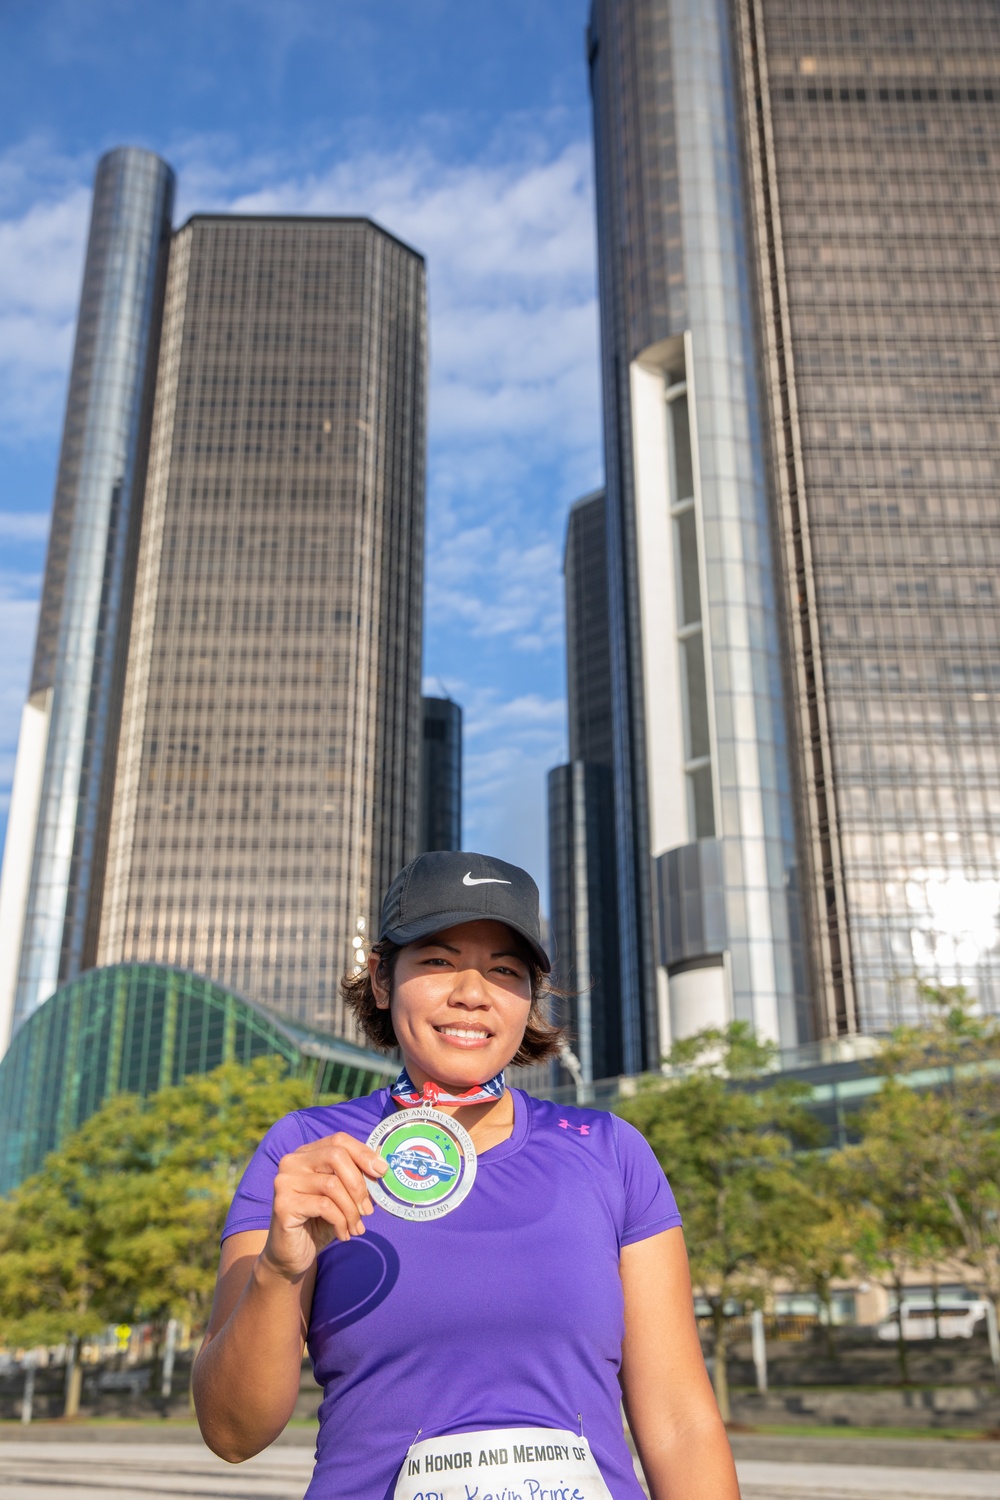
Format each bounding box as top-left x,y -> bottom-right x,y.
0,0 -> 601,906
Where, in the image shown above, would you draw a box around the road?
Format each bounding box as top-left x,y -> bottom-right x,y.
1,1441 -> 999,1499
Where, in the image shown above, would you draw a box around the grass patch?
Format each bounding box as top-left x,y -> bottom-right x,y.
733,1383 -> 999,1393
0,1417 -> 198,1428
0,1415 -> 319,1431
737,1424 -> 997,1442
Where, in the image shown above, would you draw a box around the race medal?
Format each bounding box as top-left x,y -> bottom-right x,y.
366,1104 -> 477,1221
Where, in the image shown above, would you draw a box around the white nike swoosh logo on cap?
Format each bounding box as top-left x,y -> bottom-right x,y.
463,872 -> 511,886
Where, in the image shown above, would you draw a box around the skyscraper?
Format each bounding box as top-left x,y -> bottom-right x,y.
418,696 -> 462,854
588,0 -> 1000,1045
96,213 -> 426,1035
589,0 -> 809,1062
1,154 -> 427,1054
733,0 -> 1000,1030
0,148 -> 174,1046
548,491 -> 622,1083
564,491 -> 615,768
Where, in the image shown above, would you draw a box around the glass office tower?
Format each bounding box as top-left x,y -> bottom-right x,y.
588,0 -> 809,1060
419,696 -> 462,853
733,0 -> 1000,1027
2,148 -> 174,1045
589,0 -> 1000,1043
96,215 -> 426,1037
564,491 -> 616,769
548,491 -> 622,1083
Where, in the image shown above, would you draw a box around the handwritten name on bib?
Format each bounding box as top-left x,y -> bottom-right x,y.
394,1426 -> 613,1500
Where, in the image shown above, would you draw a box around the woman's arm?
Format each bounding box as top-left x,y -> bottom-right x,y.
193,1131 -> 387,1462
619,1227 -> 741,1500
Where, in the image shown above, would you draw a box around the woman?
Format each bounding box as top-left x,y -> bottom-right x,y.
193,851 -> 740,1500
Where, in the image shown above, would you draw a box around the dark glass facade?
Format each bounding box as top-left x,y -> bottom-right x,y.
588,0 -> 808,1057
8,149 -> 175,1037
548,762 -> 622,1084
418,696 -> 462,853
0,963 -> 393,1194
735,0 -> 1000,1027
96,216 -> 427,1037
548,490 -> 622,1081
565,491 -> 615,768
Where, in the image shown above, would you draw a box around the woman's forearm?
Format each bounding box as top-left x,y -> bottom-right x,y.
634,1412 -> 741,1500
193,1252 -> 313,1461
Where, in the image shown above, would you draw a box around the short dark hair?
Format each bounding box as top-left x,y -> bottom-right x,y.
341,933 -> 564,1067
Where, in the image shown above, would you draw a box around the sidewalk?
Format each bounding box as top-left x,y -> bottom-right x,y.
3,1423 -> 999,1471
1,1434 -> 1000,1494
0,1433 -> 998,1500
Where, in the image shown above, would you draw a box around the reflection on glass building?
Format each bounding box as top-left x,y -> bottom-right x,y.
96,214 -> 426,1036
589,0 -> 809,1061
0,963 -> 393,1193
0,149 -> 175,1047
588,0 -> 1000,1046
419,695 -> 462,853
548,491 -> 622,1083
734,0 -> 1000,1028
0,157 -> 427,1057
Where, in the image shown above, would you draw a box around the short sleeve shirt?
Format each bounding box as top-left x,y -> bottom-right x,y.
224,1087 -> 682,1500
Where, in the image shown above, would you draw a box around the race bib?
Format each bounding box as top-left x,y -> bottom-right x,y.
394,1426 -> 614,1500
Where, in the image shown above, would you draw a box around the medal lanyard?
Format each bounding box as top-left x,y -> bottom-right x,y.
390,1065 -> 506,1109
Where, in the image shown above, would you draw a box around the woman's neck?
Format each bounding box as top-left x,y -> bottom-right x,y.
392,1077 -> 516,1151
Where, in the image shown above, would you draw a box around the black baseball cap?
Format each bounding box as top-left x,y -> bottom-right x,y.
378,851 -> 551,972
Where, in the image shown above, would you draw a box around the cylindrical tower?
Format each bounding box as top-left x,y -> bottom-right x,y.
9,147 -> 175,1035
588,0 -> 811,1054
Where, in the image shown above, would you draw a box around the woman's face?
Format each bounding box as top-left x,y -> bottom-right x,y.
371,919 -> 533,1089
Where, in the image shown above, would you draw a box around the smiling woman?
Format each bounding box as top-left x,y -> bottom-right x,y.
192,850 -> 739,1500
341,920 -> 560,1069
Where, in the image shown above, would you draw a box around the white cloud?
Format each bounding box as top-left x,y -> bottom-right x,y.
0,513 -> 52,541
0,594 -> 39,728
0,176 -> 89,440
427,528 -> 565,652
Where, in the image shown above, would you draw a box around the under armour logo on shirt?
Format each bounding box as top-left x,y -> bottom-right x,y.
558,1119 -> 590,1135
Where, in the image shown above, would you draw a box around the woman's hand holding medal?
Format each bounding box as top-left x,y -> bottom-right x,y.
260,1132 -> 390,1278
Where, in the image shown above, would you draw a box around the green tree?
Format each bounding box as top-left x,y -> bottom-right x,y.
782,1154 -> 855,1359
865,986 -> 1000,1371
0,1059 -> 323,1351
833,1077 -> 956,1384
0,1167 -> 106,1350
617,1023 -> 823,1421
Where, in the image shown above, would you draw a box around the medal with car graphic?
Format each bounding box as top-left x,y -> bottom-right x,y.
366,1104 -> 477,1221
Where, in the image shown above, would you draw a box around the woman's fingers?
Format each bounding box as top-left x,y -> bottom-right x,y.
291,1189 -> 364,1242
327,1131 -> 390,1182
272,1131 -> 391,1250
317,1144 -> 377,1215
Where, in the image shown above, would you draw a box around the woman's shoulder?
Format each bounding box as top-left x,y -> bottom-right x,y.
261,1089 -> 389,1154
517,1091 -> 666,1176
517,1090 -> 621,1150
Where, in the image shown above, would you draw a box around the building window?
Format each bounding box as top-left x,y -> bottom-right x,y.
667,381 -> 715,840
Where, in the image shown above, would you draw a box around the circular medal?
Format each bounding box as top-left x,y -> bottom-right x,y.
366,1104 -> 477,1221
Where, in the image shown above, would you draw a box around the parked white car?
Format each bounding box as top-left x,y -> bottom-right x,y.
876,1301 -> 989,1341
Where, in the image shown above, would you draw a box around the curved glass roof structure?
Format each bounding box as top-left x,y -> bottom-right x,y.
0,963 -> 394,1194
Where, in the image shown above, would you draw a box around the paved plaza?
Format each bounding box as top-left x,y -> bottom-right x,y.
1,1440 -> 999,1500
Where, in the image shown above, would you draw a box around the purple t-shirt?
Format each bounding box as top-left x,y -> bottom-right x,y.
223,1087 -> 682,1500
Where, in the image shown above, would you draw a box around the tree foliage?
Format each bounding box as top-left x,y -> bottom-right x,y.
833,1077 -> 957,1382
838,985 -> 1000,1378
617,1022 -> 824,1419
0,1059 -> 322,1348
618,993 -> 1000,1415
